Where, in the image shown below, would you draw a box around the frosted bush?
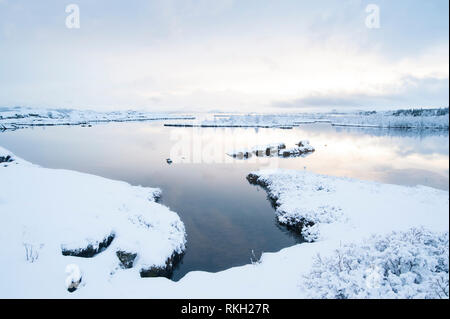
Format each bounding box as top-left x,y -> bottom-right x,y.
302,224 -> 321,242
302,228 -> 449,299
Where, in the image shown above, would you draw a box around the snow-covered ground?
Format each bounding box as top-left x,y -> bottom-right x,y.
0,106 -> 195,130
0,146 -> 186,297
0,148 -> 448,298
164,108 -> 449,129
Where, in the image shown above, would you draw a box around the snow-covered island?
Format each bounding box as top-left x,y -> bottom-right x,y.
164,107 -> 449,130
227,140 -> 315,159
0,106 -> 195,130
1,146 -> 448,298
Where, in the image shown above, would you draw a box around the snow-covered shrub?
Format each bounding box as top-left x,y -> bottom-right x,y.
392,107 -> 449,117
330,110 -> 449,129
301,228 -> 449,299
23,243 -> 41,263
301,224 -> 321,242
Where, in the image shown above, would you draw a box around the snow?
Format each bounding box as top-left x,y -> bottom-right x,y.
0,106 -> 195,130
0,147 -> 448,298
0,146 -> 186,296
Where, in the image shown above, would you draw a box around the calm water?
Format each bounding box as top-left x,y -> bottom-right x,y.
1,122 -> 448,280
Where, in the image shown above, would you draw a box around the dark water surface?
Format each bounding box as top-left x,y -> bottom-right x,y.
1,122 -> 448,280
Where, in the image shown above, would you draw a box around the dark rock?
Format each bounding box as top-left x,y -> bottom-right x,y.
246,173 -> 263,186
280,150 -> 291,157
62,233 -> 115,258
0,155 -> 13,163
67,276 -> 82,293
139,251 -> 184,278
116,250 -> 137,269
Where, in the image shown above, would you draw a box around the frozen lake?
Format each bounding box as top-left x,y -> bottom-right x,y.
1,122 -> 448,280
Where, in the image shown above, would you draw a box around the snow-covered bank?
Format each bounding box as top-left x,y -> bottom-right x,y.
164,108 -> 449,130
0,106 -> 195,130
0,146 -> 186,297
243,169 -> 449,298
246,169 -> 449,243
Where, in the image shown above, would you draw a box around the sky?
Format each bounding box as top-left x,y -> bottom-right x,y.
0,0 -> 448,113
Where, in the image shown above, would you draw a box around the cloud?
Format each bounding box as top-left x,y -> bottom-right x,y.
0,0 -> 448,112
271,76 -> 449,110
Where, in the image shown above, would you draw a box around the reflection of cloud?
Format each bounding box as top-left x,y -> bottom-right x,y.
334,126 -> 449,138
276,125 -> 449,190
372,167 -> 449,191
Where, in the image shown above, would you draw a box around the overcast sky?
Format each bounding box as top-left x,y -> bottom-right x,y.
0,0 -> 448,112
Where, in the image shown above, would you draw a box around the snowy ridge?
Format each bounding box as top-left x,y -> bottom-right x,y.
0,146 -> 186,296
0,106 -> 195,130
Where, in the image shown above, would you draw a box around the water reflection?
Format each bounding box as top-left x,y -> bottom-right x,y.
0,122 -> 448,280
334,126 -> 450,138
